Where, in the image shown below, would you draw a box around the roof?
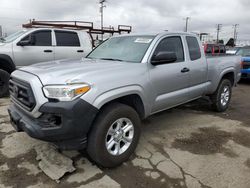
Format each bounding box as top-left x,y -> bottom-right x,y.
111,31 -> 198,38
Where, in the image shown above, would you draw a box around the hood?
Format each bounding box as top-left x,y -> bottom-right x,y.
20,58 -> 146,85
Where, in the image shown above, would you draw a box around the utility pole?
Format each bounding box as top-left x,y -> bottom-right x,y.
0,26 -> 2,37
233,24 -> 239,46
216,24 -> 222,44
99,0 -> 106,41
184,17 -> 190,32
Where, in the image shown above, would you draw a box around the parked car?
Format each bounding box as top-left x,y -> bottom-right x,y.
236,46 -> 250,78
8,32 -> 241,168
0,28 -> 92,97
203,43 -> 226,55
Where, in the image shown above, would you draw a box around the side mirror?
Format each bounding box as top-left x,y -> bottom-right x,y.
17,34 -> 35,46
151,51 -> 177,65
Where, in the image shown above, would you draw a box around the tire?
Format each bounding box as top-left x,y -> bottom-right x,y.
210,79 -> 232,112
0,69 -> 10,98
87,103 -> 141,168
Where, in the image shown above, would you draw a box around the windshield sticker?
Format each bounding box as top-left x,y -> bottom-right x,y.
134,38 -> 152,43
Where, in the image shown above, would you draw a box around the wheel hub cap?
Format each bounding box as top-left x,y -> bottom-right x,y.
114,130 -> 123,141
105,118 -> 134,156
221,86 -> 230,106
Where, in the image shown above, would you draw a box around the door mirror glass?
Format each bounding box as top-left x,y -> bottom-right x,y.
151,51 -> 177,65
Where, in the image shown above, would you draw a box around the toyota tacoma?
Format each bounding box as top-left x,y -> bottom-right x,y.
8,32 -> 241,167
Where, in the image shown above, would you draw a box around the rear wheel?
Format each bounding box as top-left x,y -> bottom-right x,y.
210,79 -> 232,112
87,103 -> 141,168
0,69 -> 10,97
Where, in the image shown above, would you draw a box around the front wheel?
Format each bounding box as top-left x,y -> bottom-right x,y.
210,79 -> 232,112
87,103 -> 141,168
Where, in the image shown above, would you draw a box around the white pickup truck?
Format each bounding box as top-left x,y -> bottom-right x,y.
0,28 -> 92,97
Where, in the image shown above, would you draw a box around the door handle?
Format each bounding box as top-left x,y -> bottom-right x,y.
181,67 -> 190,73
44,50 -> 53,53
77,50 -> 84,53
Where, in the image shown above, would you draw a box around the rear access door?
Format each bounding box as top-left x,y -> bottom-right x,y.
53,30 -> 86,60
185,36 -> 208,99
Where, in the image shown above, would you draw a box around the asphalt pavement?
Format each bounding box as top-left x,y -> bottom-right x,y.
1,81 -> 250,188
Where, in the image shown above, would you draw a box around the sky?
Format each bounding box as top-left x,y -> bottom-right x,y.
0,0 -> 249,43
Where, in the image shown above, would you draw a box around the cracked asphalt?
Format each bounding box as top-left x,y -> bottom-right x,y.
1,81 -> 250,188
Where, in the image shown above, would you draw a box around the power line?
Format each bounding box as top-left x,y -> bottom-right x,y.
216,24 -> 222,44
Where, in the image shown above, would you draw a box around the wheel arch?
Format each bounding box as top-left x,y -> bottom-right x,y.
0,54 -> 16,73
220,71 -> 235,86
93,86 -> 149,119
211,68 -> 235,92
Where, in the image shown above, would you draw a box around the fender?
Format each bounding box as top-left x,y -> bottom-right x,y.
210,67 -> 235,93
0,54 -> 16,73
219,67 -> 235,83
92,85 -> 151,117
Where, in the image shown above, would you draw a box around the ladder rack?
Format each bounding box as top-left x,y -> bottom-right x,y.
23,20 -> 132,47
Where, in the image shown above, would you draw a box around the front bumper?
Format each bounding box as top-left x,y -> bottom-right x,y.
8,98 -> 98,150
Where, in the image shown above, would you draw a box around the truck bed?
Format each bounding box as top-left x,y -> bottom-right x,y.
206,55 -> 241,93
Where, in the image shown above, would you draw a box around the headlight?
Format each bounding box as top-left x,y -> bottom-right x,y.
43,84 -> 91,101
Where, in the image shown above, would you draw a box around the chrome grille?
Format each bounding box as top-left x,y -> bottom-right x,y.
9,77 -> 36,111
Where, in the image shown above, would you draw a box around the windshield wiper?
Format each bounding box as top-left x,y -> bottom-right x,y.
100,58 -> 124,62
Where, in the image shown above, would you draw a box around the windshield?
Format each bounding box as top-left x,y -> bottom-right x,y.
87,35 -> 155,63
236,48 -> 250,57
1,30 -> 29,43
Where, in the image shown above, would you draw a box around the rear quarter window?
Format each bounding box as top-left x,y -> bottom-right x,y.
186,36 -> 201,61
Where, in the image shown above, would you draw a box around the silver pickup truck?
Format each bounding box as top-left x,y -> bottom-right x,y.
8,32 -> 241,168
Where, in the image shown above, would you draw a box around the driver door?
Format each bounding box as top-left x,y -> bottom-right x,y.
13,30 -> 54,67
149,36 -> 190,113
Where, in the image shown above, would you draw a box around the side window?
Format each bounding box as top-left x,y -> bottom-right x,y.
21,30 -> 52,46
153,36 -> 184,62
186,36 -> 201,61
55,31 -> 80,46
214,46 -> 219,53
